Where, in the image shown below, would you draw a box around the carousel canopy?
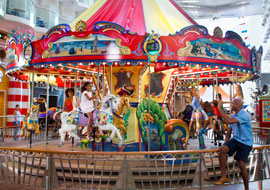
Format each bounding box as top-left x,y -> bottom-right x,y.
70,0 -> 197,36
5,0 -> 262,86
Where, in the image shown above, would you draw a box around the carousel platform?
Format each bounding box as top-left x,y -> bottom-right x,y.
1,178 -> 269,190
0,130 -> 268,190
0,138 -> 257,189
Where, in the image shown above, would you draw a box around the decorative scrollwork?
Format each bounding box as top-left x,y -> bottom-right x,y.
177,41 -> 192,56
75,20 -> 87,32
42,42 -> 53,58
115,39 -> 131,55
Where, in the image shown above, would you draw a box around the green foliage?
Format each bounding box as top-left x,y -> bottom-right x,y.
123,108 -> 130,140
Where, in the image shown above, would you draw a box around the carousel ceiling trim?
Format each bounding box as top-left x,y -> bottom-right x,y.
5,0 -> 262,86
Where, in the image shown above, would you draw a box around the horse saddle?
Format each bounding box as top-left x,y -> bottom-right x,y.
66,109 -> 89,126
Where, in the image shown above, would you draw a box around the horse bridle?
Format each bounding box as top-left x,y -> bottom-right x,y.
112,112 -> 124,119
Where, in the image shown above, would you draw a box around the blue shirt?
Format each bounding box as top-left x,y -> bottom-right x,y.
229,109 -> 253,146
191,96 -> 203,111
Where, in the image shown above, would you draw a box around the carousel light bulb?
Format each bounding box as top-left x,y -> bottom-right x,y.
127,62 -> 130,65
140,62 -> 142,65
175,63 -> 177,66
115,62 -> 118,65
163,62 -> 166,66
103,62 -> 106,65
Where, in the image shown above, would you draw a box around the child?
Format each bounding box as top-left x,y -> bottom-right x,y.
211,100 -> 223,146
80,82 -> 96,141
188,88 -> 209,137
13,104 -> 21,140
190,88 -> 208,122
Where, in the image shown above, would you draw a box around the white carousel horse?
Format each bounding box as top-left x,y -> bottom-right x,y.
58,94 -> 123,147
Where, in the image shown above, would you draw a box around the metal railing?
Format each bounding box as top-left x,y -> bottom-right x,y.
0,115 -> 56,143
252,127 -> 270,145
0,146 -> 269,190
204,125 -> 270,146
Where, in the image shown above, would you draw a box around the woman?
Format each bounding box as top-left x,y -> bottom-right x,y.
63,88 -> 78,112
232,84 -> 244,100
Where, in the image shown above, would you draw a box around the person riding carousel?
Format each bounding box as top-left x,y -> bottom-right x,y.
211,99 -> 224,146
189,87 -> 209,133
63,88 -> 78,112
233,84 -> 244,100
80,81 -> 103,141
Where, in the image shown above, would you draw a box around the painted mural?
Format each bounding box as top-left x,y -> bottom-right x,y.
262,101 -> 270,122
47,34 -> 129,58
177,38 -> 246,63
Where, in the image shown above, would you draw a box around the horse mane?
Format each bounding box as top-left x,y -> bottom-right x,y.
100,94 -> 121,111
100,94 -> 114,105
116,97 -> 129,115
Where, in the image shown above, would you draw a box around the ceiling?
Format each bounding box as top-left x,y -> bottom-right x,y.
174,0 -> 263,19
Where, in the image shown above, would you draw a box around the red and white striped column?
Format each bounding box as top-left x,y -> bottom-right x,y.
7,78 -> 30,127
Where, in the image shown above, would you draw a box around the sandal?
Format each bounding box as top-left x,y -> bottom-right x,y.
214,177 -> 228,185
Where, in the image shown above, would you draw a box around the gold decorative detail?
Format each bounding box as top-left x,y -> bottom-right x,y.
75,20 -> 87,32
115,39 -> 131,55
177,41 -> 192,56
71,33 -> 92,39
143,31 -> 162,62
184,30 -> 200,35
47,31 -> 62,39
213,26 -> 223,38
102,28 -> 121,34
42,42 -> 53,58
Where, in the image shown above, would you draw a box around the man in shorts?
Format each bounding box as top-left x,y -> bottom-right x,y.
215,98 -> 253,190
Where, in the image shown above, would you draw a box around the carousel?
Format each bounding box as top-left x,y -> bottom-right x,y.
5,0 -> 262,152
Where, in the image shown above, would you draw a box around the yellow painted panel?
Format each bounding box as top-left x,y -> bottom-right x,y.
141,68 -> 172,103
0,67 -> 10,128
112,107 -> 138,144
0,92 -> 4,127
106,66 -> 143,103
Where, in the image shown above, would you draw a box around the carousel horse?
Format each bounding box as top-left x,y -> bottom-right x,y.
212,116 -> 226,146
58,94 -> 124,147
80,96 -> 130,149
190,110 -> 205,138
112,97 -> 130,136
21,104 -> 40,138
179,105 -> 193,126
197,101 -> 212,149
33,98 -> 57,130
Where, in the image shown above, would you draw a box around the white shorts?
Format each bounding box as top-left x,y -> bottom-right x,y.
191,110 -> 208,121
